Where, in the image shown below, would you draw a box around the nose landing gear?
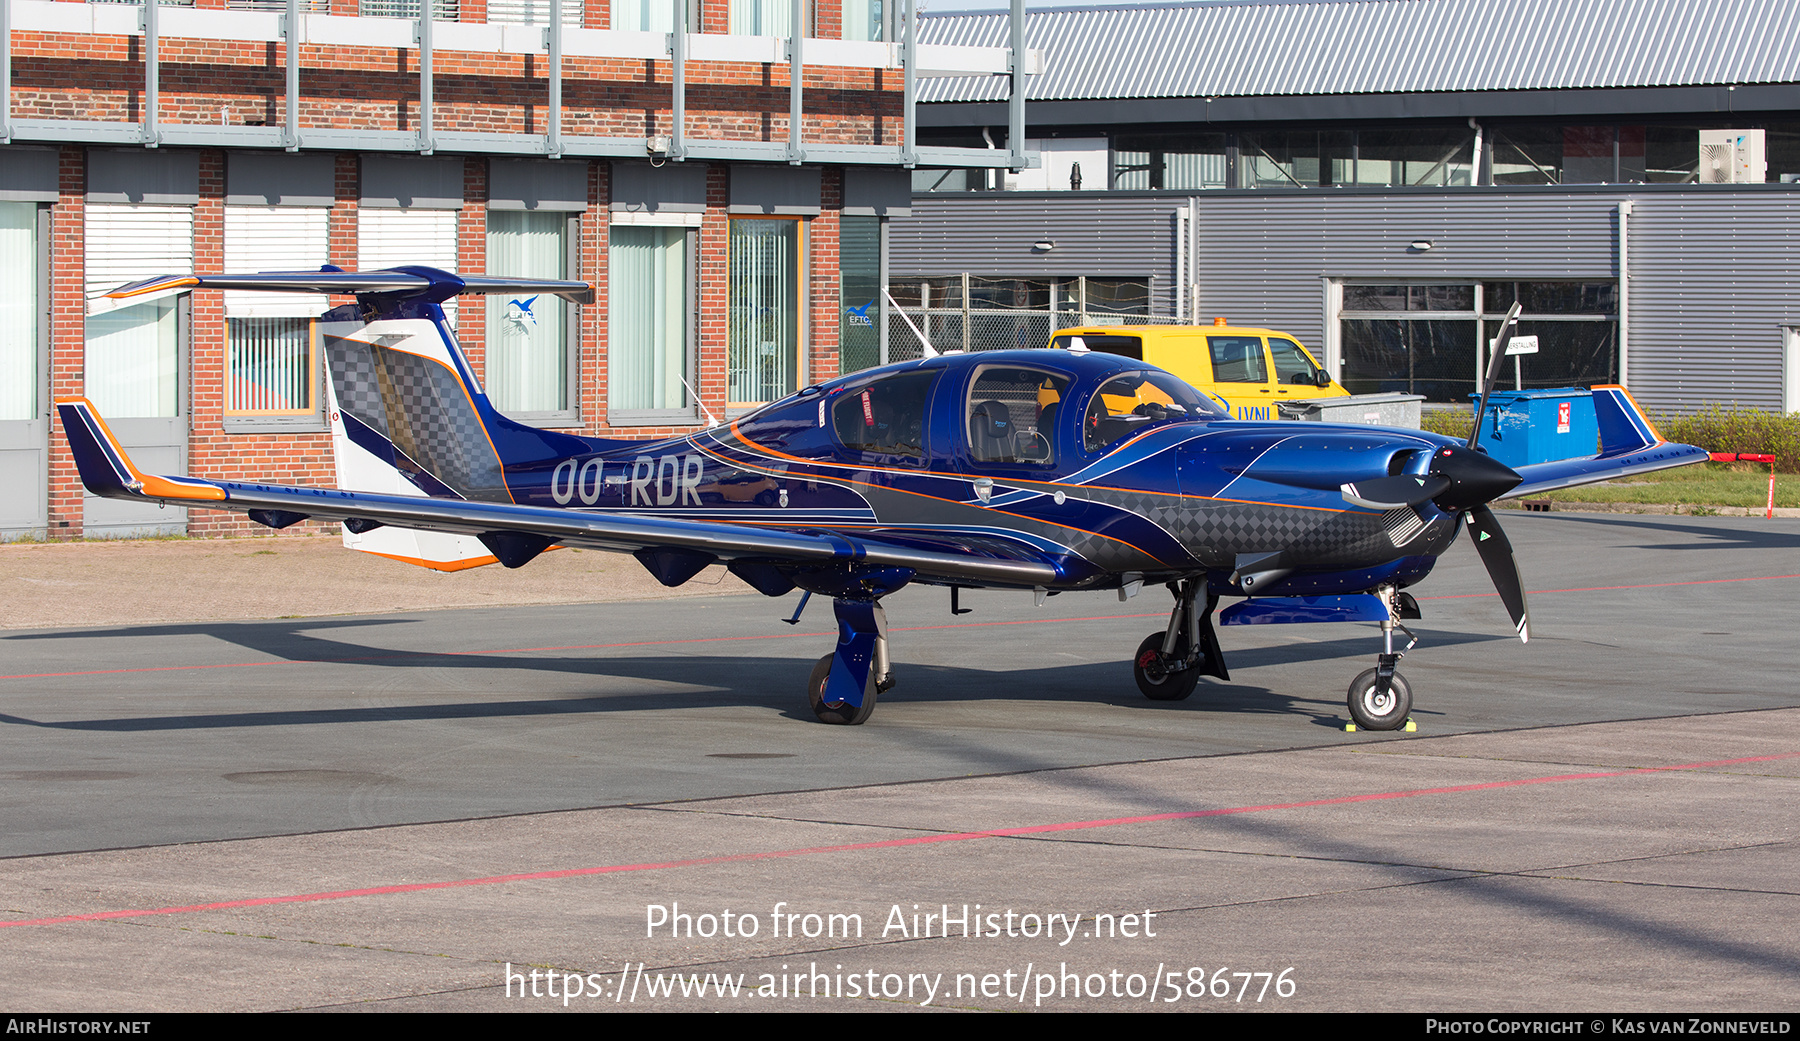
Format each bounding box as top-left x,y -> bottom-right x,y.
1347,584 -> 1417,731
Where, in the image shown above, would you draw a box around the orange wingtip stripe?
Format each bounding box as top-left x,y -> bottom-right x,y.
106,277 -> 200,299
354,549 -> 502,573
138,474 -> 227,502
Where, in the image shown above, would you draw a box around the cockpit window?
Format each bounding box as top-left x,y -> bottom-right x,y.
831,371 -> 936,460
966,366 -> 1069,467
1084,370 -> 1222,453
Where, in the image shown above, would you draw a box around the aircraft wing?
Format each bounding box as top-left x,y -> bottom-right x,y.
1504,385 -> 1709,499
56,399 -> 1058,589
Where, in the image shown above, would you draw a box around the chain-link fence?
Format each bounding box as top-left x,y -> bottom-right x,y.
879,274 -> 1191,364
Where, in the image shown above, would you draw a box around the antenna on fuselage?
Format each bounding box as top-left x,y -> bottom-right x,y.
884,288 -> 940,359
678,372 -> 720,427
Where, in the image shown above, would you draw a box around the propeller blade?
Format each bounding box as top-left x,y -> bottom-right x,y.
1466,505 -> 1529,643
1341,473 -> 1451,510
1468,301 -> 1523,453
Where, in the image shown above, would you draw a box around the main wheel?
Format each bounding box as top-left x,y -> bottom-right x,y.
1346,668 -> 1412,730
1133,631 -> 1199,701
808,654 -> 878,725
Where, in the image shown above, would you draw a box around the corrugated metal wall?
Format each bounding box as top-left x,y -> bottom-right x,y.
1188,191 -> 1624,355
890,195 -> 1189,314
891,187 -> 1800,413
1628,194 -> 1800,411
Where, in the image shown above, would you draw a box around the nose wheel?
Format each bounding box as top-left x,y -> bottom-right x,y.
1347,585 -> 1417,731
1347,666 -> 1412,730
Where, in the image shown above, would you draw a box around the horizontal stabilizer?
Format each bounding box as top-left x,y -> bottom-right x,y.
108,267 -> 593,305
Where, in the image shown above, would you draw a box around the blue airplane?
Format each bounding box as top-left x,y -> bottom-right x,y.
59,268 -> 1707,729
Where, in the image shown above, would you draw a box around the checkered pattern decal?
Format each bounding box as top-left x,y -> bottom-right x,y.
1078,487 -> 1411,571
326,335 -> 509,503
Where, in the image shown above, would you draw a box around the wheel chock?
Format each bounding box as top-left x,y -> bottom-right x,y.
1345,719 -> 1417,733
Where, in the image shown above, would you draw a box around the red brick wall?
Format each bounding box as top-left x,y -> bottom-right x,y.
46,147 -> 87,539
28,0 -> 887,538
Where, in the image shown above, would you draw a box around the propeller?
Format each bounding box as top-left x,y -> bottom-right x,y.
1461,301 -> 1529,641
1337,300 -> 1532,641
1465,504 -> 1530,642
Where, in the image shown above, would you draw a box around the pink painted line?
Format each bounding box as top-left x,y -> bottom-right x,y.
6,748 -> 1795,931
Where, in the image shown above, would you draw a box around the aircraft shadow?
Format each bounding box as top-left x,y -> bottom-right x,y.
1516,511 -> 1800,552
1,617 -> 1505,734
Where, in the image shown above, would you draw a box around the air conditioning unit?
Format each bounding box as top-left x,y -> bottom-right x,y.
1699,129 -> 1766,183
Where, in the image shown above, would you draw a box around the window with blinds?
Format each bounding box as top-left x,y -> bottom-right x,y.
729,0 -> 803,36
609,224 -> 693,420
227,318 -> 317,415
487,0 -> 582,25
84,202 -> 193,420
223,205 -> 329,421
613,0 -> 695,32
358,207 -> 460,325
359,0 -> 460,19
486,210 -> 575,420
728,218 -> 801,410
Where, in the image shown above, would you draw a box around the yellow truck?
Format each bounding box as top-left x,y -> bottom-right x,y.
1048,322 -> 1348,421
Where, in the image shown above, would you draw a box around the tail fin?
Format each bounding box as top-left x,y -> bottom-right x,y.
319,298 -> 603,571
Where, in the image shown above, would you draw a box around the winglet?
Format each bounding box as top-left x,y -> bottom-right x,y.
1590,384 -> 1662,457
55,398 -> 226,503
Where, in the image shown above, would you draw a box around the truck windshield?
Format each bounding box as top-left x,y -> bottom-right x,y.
1083,370 -> 1222,453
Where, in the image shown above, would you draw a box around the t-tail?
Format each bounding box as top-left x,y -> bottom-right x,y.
107,266 -> 622,570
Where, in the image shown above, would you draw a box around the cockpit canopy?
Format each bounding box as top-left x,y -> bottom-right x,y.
744,351 -> 1224,471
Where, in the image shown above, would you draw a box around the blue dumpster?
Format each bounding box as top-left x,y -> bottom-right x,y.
1469,388 -> 1599,468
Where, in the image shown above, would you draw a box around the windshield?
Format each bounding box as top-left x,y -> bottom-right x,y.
1083,370 -> 1222,453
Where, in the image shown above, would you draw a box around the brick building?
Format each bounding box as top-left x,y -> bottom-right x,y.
0,0 -> 1024,538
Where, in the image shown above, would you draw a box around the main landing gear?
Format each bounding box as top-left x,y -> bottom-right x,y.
1132,578 -> 1229,701
1347,584 -> 1418,731
808,598 -> 896,725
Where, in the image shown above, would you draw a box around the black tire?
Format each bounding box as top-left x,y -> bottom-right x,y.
1346,668 -> 1412,730
1133,631 -> 1199,701
808,654 -> 878,725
